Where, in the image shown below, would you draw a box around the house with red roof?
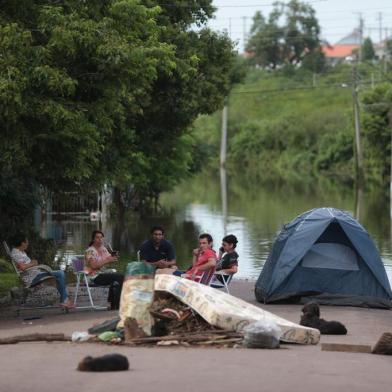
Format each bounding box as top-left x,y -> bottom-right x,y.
322,30 -> 361,65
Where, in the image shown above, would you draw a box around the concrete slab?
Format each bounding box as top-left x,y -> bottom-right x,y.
0,280 -> 391,392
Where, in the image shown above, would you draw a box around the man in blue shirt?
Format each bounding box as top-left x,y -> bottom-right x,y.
139,226 -> 176,269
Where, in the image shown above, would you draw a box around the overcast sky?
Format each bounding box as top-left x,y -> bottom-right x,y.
208,0 -> 392,51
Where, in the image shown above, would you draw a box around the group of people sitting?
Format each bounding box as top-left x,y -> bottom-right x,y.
10,226 -> 238,311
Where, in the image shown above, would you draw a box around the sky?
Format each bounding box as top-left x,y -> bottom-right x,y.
208,0 -> 392,52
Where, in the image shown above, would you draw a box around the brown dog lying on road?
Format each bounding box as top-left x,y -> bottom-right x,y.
300,302 -> 347,335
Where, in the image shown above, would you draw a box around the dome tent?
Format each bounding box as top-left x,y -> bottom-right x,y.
255,208 -> 392,308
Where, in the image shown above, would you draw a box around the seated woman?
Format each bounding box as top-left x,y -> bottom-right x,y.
157,233 -> 217,284
214,234 -> 239,283
84,230 -> 124,310
10,234 -> 74,309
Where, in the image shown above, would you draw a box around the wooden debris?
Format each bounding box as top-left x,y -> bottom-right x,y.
144,294 -> 244,347
157,340 -> 180,346
125,330 -> 243,346
321,343 -> 372,353
372,332 -> 392,355
195,338 -> 244,346
124,317 -> 146,342
0,333 -> 69,345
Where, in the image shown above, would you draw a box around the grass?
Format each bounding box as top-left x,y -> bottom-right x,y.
0,260 -> 19,297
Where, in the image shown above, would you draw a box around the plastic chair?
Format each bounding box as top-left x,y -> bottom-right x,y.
72,256 -> 108,310
209,271 -> 234,294
182,266 -> 216,285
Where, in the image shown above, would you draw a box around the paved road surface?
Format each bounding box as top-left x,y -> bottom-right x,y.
0,280 -> 391,392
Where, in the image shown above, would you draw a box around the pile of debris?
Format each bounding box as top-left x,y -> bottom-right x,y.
111,294 -> 243,348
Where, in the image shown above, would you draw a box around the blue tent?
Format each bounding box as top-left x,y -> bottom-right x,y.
255,208 -> 392,308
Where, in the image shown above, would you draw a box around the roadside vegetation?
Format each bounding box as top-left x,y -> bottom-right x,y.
192,1 -> 392,189
0,0 -> 237,239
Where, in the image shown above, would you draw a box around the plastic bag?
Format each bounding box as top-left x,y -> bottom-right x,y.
117,262 -> 155,334
71,331 -> 93,342
243,319 -> 282,349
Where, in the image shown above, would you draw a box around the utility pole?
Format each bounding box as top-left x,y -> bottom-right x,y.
220,99 -> 228,167
352,62 -> 365,186
242,16 -> 248,53
229,17 -> 232,39
354,13 -> 364,62
378,12 -> 383,43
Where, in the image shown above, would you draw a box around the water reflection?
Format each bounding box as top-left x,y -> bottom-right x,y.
38,171 -> 392,284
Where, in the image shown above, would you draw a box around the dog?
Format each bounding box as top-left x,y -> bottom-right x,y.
77,354 -> 129,372
372,332 -> 392,355
300,302 -> 347,335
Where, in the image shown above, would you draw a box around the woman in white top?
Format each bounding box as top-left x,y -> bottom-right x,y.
10,234 -> 74,309
85,230 -> 124,310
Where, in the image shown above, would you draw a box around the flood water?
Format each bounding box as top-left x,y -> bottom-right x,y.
38,169 -> 392,285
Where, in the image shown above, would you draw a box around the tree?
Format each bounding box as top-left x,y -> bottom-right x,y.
111,1 -> 237,210
0,0 -> 236,225
362,37 -> 375,61
246,0 -> 325,71
361,84 -> 392,183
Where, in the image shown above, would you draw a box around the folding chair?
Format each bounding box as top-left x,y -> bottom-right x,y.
185,266 -> 216,285
2,241 -> 61,315
209,271 -> 234,294
72,256 -> 108,310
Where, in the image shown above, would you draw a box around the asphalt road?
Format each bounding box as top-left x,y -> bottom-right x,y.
0,280 -> 391,392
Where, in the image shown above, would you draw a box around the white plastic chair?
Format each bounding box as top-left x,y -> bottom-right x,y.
209,271 -> 234,294
72,256 -> 107,310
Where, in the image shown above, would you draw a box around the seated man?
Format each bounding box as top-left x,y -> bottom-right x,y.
139,226 -> 176,269
163,233 -> 217,284
10,233 -> 74,309
214,234 -> 239,283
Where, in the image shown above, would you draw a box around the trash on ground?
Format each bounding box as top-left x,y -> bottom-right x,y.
154,274 -> 320,344
71,331 -> 94,343
88,317 -> 120,335
80,274 -> 320,348
243,320 -> 281,349
117,262 -> 155,334
97,330 -> 123,343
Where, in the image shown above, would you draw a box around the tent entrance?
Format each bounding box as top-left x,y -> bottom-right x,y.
300,221 -> 359,270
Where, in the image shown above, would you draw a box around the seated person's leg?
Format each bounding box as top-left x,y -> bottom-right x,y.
51,270 -> 73,306
93,273 -> 124,310
30,272 -> 51,287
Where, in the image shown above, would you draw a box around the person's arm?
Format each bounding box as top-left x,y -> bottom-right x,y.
195,257 -> 216,272
191,248 -> 199,266
16,259 -> 38,271
86,249 -> 116,270
219,265 -> 238,274
142,259 -> 167,268
162,243 -> 176,267
163,259 -> 176,267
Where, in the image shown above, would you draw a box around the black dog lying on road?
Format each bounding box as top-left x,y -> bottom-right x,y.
78,354 -> 129,372
300,302 -> 347,335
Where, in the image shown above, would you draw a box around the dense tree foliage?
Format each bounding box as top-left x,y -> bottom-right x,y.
246,0 -> 325,71
0,0 -> 235,232
362,37 -> 375,61
361,84 -> 392,183
192,63 -> 392,187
